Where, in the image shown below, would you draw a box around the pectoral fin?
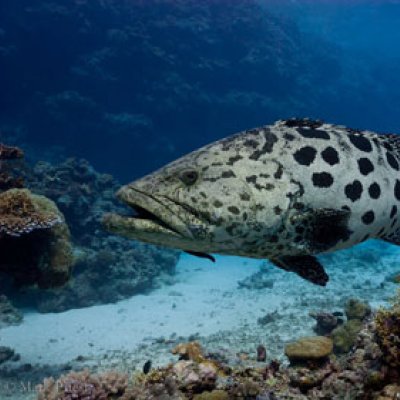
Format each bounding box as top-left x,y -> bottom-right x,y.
185,251 -> 216,263
270,255 -> 329,286
382,230 -> 400,246
291,207 -> 351,252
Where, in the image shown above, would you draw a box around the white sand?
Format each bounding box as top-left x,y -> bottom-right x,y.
0,244 -> 398,369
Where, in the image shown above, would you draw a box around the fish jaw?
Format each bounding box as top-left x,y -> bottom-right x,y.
103,184 -> 197,248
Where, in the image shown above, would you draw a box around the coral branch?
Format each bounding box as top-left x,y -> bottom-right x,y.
0,144 -> 23,160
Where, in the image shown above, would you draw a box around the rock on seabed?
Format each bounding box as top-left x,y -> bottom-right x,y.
284,336 -> 333,362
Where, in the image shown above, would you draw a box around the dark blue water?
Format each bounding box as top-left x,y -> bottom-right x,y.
1,0 -> 399,181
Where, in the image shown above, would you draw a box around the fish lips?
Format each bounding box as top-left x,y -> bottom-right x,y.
104,185 -> 194,241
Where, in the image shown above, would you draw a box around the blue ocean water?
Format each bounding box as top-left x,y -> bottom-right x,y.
0,1 -> 400,399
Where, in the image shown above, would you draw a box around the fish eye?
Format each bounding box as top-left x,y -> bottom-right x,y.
179,169 -> 199,186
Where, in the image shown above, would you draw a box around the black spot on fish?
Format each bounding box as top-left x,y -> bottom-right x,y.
246,175 -> 257,184
284,118 -> 323,129
295,226 -> 305,234
284,133 -> 295,141
341,205 -> 351,211
391,218 -> 398,228
240,193 -> 251,201
349,134 -> 372,152
293,146 -> 317,166
274,206 -> 282,215
211,162 -> 223,166
395,180 -> 400,201
221,170 -> 236,178
244,139 -> 259,149
203,176 -> 219,183
227,155 -> 243,165
242,212 -> 248,221
362,210 -> 375,225
312,172 -> 334,188
390,205 -> 397,218
274,163 -> 283,179
368,182 -> 381,199
293,202 -> 305,210
213,200 -> 223,208
357,158 -> 374,175
321,146 -> 340,165
249,130 -> 278,160
228,206 -> 240,215
298,128 -> 330,140
345,180 -> 363,202
386,152 -> 399,170
143,360 -> 152,374
200,192 -> 207,199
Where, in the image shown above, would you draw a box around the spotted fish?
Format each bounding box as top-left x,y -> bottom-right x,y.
104,118 -> 400,286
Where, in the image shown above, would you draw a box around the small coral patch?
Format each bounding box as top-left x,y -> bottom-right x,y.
0,189 -> 61,237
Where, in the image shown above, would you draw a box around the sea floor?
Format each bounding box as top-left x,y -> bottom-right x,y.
0,240 -> 399,399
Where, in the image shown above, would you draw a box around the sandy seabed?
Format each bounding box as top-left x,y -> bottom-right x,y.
0,241 -> 399,399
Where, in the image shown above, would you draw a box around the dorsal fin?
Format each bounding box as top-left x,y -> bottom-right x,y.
344,128 -> 400,153
281,118 -> 400,153
377,133 -> 400,153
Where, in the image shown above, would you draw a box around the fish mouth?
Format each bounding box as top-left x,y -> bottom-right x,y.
103,185 -> 194,242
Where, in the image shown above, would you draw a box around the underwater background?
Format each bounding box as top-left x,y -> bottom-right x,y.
0,1 -> 400,399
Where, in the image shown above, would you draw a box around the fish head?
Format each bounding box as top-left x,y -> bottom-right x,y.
104,144 -> 263,254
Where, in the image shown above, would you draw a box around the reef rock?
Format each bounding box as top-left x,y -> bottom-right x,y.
36,291 -> 400,399
0,295 -> 23,328
330,298 -> 371,355
37,368 -> 128,400
16,158 -> 179,312
309,311 -> 343,335
344,298 -> 371,320
331,318 -> 363,354
0,143 -> 24,191
284,336 -> 333,363
172,342 -> 206,363
0,188 -> 73,288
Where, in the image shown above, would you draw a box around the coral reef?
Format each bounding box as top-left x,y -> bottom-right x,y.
331,298 -> 371,355
0,188 -> 73,288
13,157 -> 179,311
0,143 -> 24,191
284,336 -> 333,364
0,346 -> 18,364
35,294 -> 400,399
0,295 -> 23,328
309,311 -> 343,335
37,368 -> 129,400
344,298 -> 371,320
374,290 -> 400,374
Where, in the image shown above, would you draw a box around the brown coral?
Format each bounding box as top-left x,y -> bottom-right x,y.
0,143 -> 25,191
0,144 -> 23,160
171,342 -> 206,363
375,306 -> 400,371
37,368 -> 129,400
0,189 -> 61,237
0,189 -> 74,288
